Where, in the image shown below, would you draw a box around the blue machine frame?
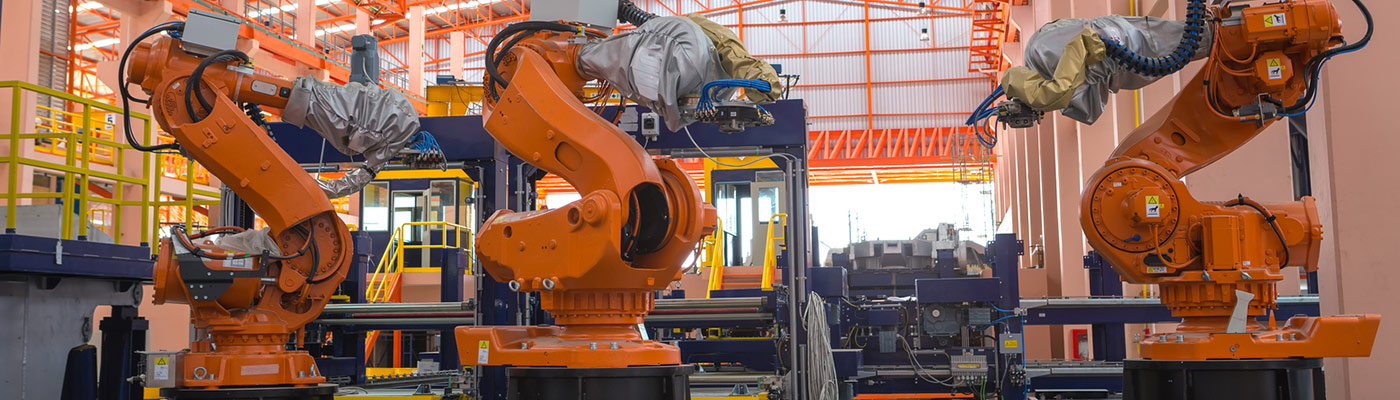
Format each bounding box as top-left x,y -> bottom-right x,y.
274,99 -> 813,399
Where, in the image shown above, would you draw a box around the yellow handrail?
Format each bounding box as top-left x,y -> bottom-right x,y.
704,218 -> 726,298
2,80 -> 216,247
760,213 -> 787,291
363,220 -> 474,361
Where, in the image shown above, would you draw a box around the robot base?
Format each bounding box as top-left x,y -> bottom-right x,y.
159,383 -> 337,400
1124,358 -> 1323,400
507,365 -> 694,400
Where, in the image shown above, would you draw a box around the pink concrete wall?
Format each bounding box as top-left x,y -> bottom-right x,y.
996,0 -> 1397,395
1310,1 -> 1400,397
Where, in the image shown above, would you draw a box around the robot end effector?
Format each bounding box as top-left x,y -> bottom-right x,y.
973,0 -> 1370,132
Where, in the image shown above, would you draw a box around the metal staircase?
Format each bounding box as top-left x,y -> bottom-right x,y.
968,0 -> 1013,78
362,221 -> 471,363
704,214 -> 786,297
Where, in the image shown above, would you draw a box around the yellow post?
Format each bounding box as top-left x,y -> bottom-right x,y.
7,86 -> 20,233
185,159 -> 195,229
60,107 -> 78,240
152,149 -> 163,246
78,105 -> 93,239
760,213 -> 787,291
141,122 -> 151,245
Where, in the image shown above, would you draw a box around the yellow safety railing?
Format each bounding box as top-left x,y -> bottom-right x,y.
1,80 -> 217,246
33,104 -> 117,166
760,213 -> 787,291
704,213 -> 787,297
703,218 -> 726,298
363,220 -> 474,361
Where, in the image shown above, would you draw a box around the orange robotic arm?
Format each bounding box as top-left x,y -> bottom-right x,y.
1080,0 -> 1378,360
455,26 -> 717,368
126,34 -> 351,389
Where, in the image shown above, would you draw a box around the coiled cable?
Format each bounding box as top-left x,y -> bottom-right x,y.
1100,0 -> 1207,77
617,0 -> 657,26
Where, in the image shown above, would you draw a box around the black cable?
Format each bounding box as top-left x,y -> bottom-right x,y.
1100,0 -> 1207,77
1227,194 -> 1291,267
118,22 -> 184,152
1283,0 -> 1371,114
184,50 -> 251,123
483,21 -> 577,102
617,0 -> 658,26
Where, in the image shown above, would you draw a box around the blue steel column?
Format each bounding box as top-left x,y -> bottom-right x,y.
1085,251 -> 1127,361
990,233 -> 1025,398
98,305 -> 147,400
475,146 -> 520,400
439,248 -> 466,372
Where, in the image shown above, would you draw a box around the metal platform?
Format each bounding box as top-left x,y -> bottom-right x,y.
0,233 -> 153,399
1021,296 -> 1321,325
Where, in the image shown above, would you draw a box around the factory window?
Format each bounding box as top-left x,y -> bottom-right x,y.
361,182 -> 390,231
428,180 -> 457,225
393,191 -> 426,242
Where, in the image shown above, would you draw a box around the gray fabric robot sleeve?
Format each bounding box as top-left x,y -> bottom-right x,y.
1008,15 -> 1214,124
576,16 -> 727,131
282,77 -> 421,198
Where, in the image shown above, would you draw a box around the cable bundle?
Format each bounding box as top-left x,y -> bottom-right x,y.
695,79 -> 773,120
965,86 -> 1005,149
1100,0 -> 1207,77
802,292 -> 838,400
402,131 -> 445,169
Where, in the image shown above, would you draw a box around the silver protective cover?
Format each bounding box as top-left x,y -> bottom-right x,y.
576,16 -> 727,131
1022,15 -> 1213,124
282,77 -> 421,198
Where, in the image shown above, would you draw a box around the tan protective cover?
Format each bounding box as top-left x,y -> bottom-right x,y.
686,14 -> 782,102
1002,27 -> 1107,112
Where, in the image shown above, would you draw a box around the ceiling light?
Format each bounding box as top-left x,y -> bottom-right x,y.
779,9 -> 788,23
919,28 -> 930,42
917,2 -> 930,16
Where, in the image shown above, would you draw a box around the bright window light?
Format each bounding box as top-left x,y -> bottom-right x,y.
75,37 -> 120,51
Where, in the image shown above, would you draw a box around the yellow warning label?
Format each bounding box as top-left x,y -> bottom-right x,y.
1263,12 -> 1287,28
1267,59 -> 1285,80
478,340 -> 490,349
956,363 -> 983,369
1004,339 -> 1020,349
1145,196 -> 1162,218
154,357 -> 168,366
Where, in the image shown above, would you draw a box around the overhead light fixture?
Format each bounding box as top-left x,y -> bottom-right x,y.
919,28 -> 930,42
372,19 -> 385,24
917,1 -> 930,16
779,9 -> 788,23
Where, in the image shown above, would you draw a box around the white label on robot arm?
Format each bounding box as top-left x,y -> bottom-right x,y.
1264,13 -> 1287,28
478,340 -> 490,364
224,257 -> 252,270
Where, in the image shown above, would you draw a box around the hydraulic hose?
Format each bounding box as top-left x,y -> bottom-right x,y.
1100,0 -> 1207,77
617,0 -> 657,26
